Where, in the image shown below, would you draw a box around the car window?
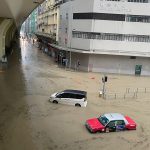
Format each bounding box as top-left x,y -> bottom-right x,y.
116,120 -> 125,126
107,121 -> 116,127
56,93 -> 62,98
61,93 -> 70,98
98,116 -> 109,126
56,92 -> 85,99
69,93 -> 76,99
77,94 -> 84,99
56,93 -> 70,98
74,94 -> 84,99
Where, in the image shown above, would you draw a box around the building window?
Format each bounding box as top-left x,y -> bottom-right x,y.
130,56 -> 136,59
106,0 -> 120,2
72,31 -> 150,43
105,0 -> 149,3
65,38 -> 67,44
128,0 -> 148,3
65,28 -> 68,33
73,13 -> 125,21
73,13 -> 150,23
66,13 -> 68,19
126,15 -> 150,23
60,15 -> 62,20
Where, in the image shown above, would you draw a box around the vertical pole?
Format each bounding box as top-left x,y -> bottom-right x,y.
69,2 -> 73,70
69,51 -> 71,69
102,81 -> 105,98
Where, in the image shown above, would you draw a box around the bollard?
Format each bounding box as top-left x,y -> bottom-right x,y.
115,93 -> 116,99
99,90 -> 103,97
134,92 -> 137,99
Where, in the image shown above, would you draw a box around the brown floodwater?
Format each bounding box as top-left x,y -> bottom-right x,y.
1,39 -> 150,150
0,39 -> 60,150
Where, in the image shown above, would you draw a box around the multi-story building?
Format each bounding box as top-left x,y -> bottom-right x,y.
58,0 -> 150,75
36,0 -> 70,42
30,9 -> 38,34
21,8 -> 38,37
36,0 -> 60,42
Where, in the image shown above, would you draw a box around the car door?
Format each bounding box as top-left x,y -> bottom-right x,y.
106,121 -> 116,132
67,93 -> 77,105
115,120 -> 126,131
55,93 -> 62,102
58,93 -> 70,105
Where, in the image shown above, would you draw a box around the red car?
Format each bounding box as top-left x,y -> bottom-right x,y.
85,113 -> 136,133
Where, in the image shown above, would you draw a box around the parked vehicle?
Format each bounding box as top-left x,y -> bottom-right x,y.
85,113 -> 136,133
49,89 -> 87,107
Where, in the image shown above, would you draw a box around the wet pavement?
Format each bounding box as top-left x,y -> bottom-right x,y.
0,40 -> 63,150
1,39 -> 150,150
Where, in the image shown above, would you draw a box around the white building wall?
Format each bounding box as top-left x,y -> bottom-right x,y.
71,52 -> 89,71
70,0 -> 150,56
89,54 -> 150,75
93,20 -> 150,35
59,2 -> 72,47
71,39 -> 91,51
92,40 -> 150,56
58,0 -> 150,75
93,1 -> 150,16
73,0 -> 94,13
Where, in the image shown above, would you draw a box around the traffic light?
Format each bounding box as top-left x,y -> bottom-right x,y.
105,76 -> 107,82
102,76 -> 108,82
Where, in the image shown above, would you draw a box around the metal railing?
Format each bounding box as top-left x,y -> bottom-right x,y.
103,87 -> 150,100
125,87 -> 150,93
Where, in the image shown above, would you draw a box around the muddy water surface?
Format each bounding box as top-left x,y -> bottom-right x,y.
0,40 -> 150,150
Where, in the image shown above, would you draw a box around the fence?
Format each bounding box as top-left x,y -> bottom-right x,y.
125,87 -> 150,93
103,87 -> 150,100
104,92 -> 137,100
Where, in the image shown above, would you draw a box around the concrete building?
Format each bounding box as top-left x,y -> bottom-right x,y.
30,9 -> 38,34
58,0 -> 150,75
21,8 -> 38,38
37,0 -> 61,42
36,0 -> 71,43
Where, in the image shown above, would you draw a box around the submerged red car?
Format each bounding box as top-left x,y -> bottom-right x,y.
85,113 -> 136,133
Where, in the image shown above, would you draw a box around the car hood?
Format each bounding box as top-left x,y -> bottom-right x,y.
86,118 -> 104,130
51,92 -> 57,98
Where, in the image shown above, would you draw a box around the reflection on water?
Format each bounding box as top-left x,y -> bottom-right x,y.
0,39 -> 57,150
0,38 -> 71,150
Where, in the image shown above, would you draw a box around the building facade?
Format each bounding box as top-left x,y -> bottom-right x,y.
58,0 -> 150,75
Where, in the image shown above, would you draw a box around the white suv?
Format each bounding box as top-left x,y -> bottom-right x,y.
49,89 -> 87,107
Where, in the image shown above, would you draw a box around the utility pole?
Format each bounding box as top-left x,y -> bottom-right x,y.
102,75 -> 108,98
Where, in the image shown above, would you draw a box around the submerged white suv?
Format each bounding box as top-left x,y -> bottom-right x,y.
49,89 -> 87,107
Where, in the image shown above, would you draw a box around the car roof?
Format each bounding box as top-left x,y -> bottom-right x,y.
63,89 -> 87,95
104,113 -> 125,121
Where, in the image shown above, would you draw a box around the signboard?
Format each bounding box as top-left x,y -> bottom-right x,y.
135,65 -> 142,75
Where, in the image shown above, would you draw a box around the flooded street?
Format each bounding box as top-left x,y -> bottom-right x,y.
1,39 -> 150,150
0,40 -> 69,150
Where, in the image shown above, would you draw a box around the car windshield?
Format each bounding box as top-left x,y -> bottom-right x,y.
56,92 -> 62,96
98,115 -> 109,126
